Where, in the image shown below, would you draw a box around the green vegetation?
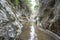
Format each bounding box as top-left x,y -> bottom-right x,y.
25,0 -> 32,8
15,0 -> 19,5
34,2 -> 39,10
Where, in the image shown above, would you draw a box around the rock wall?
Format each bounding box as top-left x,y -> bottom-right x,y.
39,0 -> 60,36
0,0 -> 30,40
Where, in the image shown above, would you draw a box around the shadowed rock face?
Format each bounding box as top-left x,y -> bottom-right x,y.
39,0 -> 60,36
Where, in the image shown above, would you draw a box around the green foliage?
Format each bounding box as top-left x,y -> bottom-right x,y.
25,0 -> 32,8
34,2 -> 39,10
15,0 -> 19,5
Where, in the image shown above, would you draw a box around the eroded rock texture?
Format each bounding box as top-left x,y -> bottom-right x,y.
0,0 -> 30,40
39,0 -> 60,36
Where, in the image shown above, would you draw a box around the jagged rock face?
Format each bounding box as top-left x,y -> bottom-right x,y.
0,0 -> 23,40
39,0 -> 60,36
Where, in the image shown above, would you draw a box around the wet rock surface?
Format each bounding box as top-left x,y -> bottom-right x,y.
39,0 -> 60,36
18,24 -> 60,40
35,27 -> 55,40
0,0 -> 60,40
18,22 -> 30,40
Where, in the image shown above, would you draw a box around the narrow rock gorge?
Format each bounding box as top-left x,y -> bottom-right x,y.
0,0 -> 60,40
